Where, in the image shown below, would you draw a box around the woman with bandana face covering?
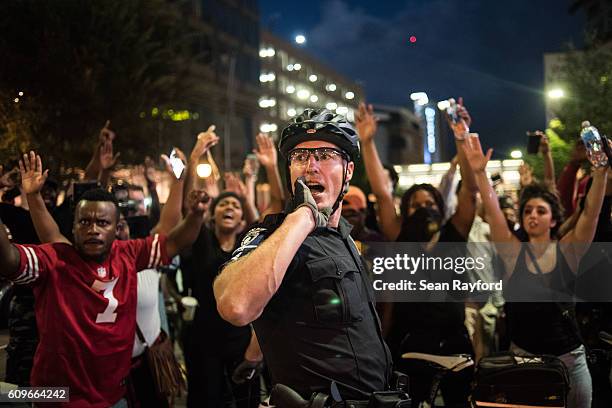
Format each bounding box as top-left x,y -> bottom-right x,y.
357,101 -> 478,406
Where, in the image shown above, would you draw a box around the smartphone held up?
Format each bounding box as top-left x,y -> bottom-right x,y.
169,149 -> 185,179
526,131 -> 542,154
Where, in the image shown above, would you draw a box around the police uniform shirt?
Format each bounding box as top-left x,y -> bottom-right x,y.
226,213 -> 391,400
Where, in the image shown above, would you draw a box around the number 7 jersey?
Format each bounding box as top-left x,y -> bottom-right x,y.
9,234 -> 168,408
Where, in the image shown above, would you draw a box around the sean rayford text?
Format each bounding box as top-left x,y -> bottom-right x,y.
372,279 -> 503,293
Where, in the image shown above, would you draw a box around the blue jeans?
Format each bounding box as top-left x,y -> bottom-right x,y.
110,398 -> 128,408
511,343 -> 592,408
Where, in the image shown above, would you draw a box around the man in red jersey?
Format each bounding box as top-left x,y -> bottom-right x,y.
0,151 -> 208,407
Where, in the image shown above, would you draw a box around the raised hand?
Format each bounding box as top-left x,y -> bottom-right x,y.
99,140 -> 120,170
203,172 -> 220,199
518,163 -> 534,186
224,172 -> 247,197
570,140 -> 588,163
456,97 -> 472,129
460,134 -> 492,173
355,102 -> 377,143
160,147 -> 187,179
445,97 -> 471,138
186,189 -> 210,214
144,156 -> 157,183
537,131 -> 550,155
253,133 -> 277,168
99,120 -> 116,143
19,151 -> 49,195
190,125 -> 219,162
243,156 -> 259,179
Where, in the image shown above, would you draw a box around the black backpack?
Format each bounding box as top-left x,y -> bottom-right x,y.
472,352 -> 569,407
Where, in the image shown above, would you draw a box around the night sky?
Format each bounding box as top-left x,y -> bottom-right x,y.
259,0 -> 586,159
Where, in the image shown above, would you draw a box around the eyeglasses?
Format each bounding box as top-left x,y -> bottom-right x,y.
288,148 -> 346,166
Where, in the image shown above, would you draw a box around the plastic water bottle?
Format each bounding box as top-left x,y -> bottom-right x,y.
446,98 -> 468,134
580,121 -> 609,168
446,98 -> 460,124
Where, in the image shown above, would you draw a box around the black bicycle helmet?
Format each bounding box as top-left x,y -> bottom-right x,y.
279,109 -> 360,161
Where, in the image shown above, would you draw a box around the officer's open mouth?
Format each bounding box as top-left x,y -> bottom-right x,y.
307,183 -> 325,193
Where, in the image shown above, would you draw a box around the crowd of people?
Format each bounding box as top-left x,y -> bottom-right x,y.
0,100 -> 610,408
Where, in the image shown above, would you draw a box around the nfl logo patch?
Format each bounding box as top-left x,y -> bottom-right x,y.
306,129 -> 316,134
97,267 -> 107,278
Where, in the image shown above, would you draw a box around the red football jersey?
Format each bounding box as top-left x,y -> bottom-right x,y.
10,234 -> 168,408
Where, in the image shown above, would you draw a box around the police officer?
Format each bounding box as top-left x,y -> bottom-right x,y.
214,109 -> 392,402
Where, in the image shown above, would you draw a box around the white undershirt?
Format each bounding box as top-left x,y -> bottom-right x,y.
132,269 -> 162,357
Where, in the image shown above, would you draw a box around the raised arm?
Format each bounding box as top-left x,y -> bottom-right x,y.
84,121 -> 116,181
214,180 -> 328,326
254,133 -> 285,216
165,189 -> 209,258
185,126 -> 219,212
562,166 -> 609,267
242,157 -> 261,222
98,138 -> 120,187
447,102 -> 477,238
357,102 -> 401,241
438,156 -> 459,219
518,163 -> 535,189
144,157 -> 161,226
19,151 -> 70,245
0,218 -> 21,278
461,135 -> 520,273
151,148 -> 187,235
539,132 -> 556,191
557,141 -> 586,217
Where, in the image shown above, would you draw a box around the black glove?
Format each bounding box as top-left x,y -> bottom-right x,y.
290,177 -> 331,229
231,359 -> 263,384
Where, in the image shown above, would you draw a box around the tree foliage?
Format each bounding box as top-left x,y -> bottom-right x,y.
523,128 -> 573,182
552,34 -> 612,142
0,0 -> 204,169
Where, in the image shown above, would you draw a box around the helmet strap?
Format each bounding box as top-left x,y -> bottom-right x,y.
330,161 -> 349,215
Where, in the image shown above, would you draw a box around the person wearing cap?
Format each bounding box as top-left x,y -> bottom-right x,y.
342,185 -> 385,246
214,109 -> 393,403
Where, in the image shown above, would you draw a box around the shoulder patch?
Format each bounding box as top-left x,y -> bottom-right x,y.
240,227 -> 267,247
230,227 -> 269,262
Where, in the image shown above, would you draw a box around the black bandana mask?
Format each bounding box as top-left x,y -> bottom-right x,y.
401,206 -> 443,242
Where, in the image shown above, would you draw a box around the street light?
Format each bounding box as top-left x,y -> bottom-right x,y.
510,150 -> 523,159
410,92 -> 428,106
410,92 -> 427,101
437,100 -> 450,110
547,88 -> 565,99
295,34 -> 306,45
196,163 -> 212,178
